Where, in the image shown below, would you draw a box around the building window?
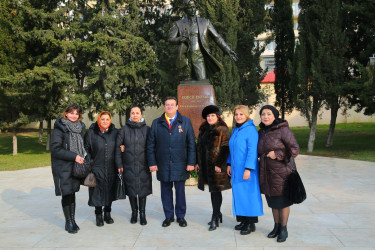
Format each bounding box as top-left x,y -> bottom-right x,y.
267,41 -> 276,51
264,57 -> 275,71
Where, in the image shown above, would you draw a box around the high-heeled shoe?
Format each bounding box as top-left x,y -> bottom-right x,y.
208,215 -> 219,231
208,213 -> 222,225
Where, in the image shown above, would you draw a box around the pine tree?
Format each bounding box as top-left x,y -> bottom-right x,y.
273,0 -> 295,119
0,0 -> 69,153
62,0 -> 159,123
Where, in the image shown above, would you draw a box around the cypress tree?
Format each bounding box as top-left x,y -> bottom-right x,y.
237,0 -> 268,108
199,0 -> 240,109
291,0 -> 347,152
273,0 -> 295,119
343,0 -> 375,116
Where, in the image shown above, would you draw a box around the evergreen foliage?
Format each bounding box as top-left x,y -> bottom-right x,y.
290,0 -> 347,152
343,0 -> 375,116
272,0 -> 295,119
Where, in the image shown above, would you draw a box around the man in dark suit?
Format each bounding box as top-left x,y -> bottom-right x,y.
147,96 -> 196,227
169,0 -> 238,80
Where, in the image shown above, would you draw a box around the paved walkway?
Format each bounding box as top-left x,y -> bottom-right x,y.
1,155 -> 375,249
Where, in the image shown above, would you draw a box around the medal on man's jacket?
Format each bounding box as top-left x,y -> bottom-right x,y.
178,125 -> 183,133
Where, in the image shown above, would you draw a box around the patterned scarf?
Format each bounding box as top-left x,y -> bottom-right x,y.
61,118 -> 87,158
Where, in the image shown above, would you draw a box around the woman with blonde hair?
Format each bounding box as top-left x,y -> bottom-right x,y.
227,105 -> 263,235
51,104 -> 86,234
85,111 -> 118,226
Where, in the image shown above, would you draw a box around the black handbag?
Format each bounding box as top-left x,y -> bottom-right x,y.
116,173 -> 126,200
83,172 -> 97,187
284,157 -> 306,204
73,156 -> 91,179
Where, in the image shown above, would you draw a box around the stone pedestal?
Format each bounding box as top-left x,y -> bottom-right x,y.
177,80 -> 216,138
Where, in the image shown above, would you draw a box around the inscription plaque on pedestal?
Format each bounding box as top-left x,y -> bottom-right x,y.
178,80 -> 216,137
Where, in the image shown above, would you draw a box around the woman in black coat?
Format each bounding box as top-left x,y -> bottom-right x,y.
195,105 -> 231,231
84,111 -> 118,227
51,104 -> 86,234
116,105 -> 152,225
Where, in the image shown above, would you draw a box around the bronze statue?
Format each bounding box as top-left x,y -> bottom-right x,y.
169,0 -> 238,81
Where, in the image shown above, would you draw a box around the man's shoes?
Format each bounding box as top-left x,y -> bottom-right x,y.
162,218 -> 174,227
177,218 -> 187,227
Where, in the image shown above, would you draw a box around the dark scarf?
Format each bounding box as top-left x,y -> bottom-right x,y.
61,119 -> 87,158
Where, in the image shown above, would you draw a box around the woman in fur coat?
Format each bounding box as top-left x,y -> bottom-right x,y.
195,105 -> 231,231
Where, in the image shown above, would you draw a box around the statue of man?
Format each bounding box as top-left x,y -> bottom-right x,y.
169,0 -> 238,81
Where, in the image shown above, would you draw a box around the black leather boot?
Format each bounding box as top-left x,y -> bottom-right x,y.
62,204 -> 77,233
208,215 -> 219,231
70,202 -> 79,231
139,197 -> 147,225
104,211 -> 114,224
267,223 -> 281,238
235,221 -> 246,230
240,222 -> 256,235
277,225 -> 288,242
96,213 -> 104,227
129,197 -> 138,224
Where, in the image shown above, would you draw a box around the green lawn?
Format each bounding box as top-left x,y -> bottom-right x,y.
0,132 -> 51,171
291,123 -> 375,162
0,123 -> 374,171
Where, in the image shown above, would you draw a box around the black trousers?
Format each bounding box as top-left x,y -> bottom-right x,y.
211,191 -> 222,216
236,215 -> 258,224
95,202 -> 112,214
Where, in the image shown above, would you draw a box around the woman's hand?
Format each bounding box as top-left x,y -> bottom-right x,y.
118,168 -> 123,173
243,169 -> 251,180
120,145 -> 125,152
227,166 -> 231,176
215,166 -> 221,173
267,151 -> 276,159
75,155 -> 84,164
195,164 -> 200,174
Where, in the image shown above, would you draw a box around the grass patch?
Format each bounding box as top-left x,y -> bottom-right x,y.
291,123 -> 375,162
0,132 -> 51,171
0,123 -> 374,171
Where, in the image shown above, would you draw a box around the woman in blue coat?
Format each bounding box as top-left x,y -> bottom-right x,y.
227,105 -> 263,235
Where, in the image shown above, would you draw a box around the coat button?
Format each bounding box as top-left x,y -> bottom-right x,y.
169,133 -> 171,135
170,161 -> 173,164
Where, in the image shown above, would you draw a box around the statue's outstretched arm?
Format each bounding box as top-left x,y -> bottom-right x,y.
207,21 -> 238,62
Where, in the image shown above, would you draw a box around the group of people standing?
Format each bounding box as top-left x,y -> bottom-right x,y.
50,97 -> 299,243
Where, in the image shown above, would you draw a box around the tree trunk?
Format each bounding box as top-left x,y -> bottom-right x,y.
13,127 -> 17,156
119,113 -> 123,127
46,119 -> 52,151
307,101 -> 320,153
38,121 -> 43,144
325,104 -> 339,148
125,108 -> 130,122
